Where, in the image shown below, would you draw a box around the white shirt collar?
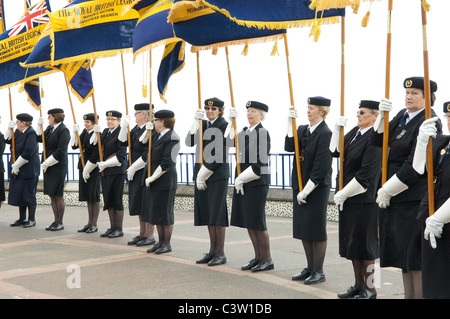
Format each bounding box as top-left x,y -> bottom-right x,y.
308,120 -> 323,134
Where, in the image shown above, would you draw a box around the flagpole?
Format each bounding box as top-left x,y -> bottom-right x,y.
8,88 -> 16,163
382,0 -> 393,185
338,16 -> 345,191
420,1 -> 434,216
91,92 -> 103,164
148,49 -> 153,178
64,75 -> 85,168
196,51 -> 204,165
224,46 -> 241,175
120,53 -> 132,166
39,109 -> 46,160
283,33 -> 303,191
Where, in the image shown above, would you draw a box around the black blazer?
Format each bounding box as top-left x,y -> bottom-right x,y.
37,123 -> 70,166
332,126 -> 382,203
120,125 -> 148,165
285,121 -> 332,192
94,126 -> 127,176
72,129 -> 99,169
185,117 -> 229,182
142,129 -> 180,191
370,108 -> 442,202
6,127 -> 40,178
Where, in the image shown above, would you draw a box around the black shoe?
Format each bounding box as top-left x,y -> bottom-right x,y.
100,229 -> 113,237
251,260 -> 274,272
10,219 -> 26,227
337,286 -> 361,299
241,259 -> 260,271
86,225 -> 98,233
108,230 -> 124,238
292,268 -> 313,281
51,223 -> 64,231
128,236 -> 142,245
45,222 -> 57,231
23,220 -> 36,228
78,225 -> 90,232
304,272 -> 325,285
147,243 -> 162,253
196,253 -> 214,264
136,237 -> 155,246
155,244 -> 172,254
356,289 -> 377,299
208,255 -> 227,266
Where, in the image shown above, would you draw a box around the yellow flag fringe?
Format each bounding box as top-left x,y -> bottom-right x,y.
422,0 -> 431,12
270,41 -> 279,56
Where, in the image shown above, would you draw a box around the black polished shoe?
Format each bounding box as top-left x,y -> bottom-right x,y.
108,230 -> 124,238
241,259 -> 260,271
86,225 -> 98,233
155,244 -> 172,254
128,236 -> 142,245
147,243 -> 162,253
292,268 -> 313,281
78,225 -> 90,232
304,272 -> 325,285
51,223 -> 64,231
196,253 -> 214,264
251,260 -> 274,272
337,286 -> 361,299
356,289 -> 377,299
136,237 -> 155,246
23,220 -> 36,228
45,222 -> 57,231
10,219 -> 26,227
208,255 -> 227,266
100,228 -> 113,237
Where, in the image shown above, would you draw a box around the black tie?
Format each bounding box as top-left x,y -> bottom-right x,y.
351,131 -> 361,144
49,126 -> 54,134
306,128 -> 311,138
207,121 -> 212,128
397,112 -> 409,131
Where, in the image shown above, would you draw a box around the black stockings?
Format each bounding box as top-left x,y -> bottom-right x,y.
87,201 -> 100,226
302,240 -> 327,273
247,229 -> 272,262
19,206 -> 36,221
107,208 -> 124,231
50,196 -> 65,224
207,225 -> 226,257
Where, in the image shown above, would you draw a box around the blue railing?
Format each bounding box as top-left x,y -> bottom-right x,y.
3,152 -> 338,190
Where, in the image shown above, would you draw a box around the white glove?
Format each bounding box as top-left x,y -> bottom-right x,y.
413,117 -> 439,174
225,108 -> 238,139
196,165 -> 213,191
35,117 -> 44,136
374,98 -> 392,133
90,125 -> 101,145
118,116 -> 132,142
127,157 -> 146,181
82,160 -> 97,183
189,109 -> 205,134
11,156 -> 29,175
145,165 -> 166,187
424,198 -> 450,249
70,124 -> 80,147
234,166 -> 260,195
333,177 -> 367,211
287,107 -> 297,138
41,155 -> 59,173
329,116 -> 347,152
97,156 -> 121,172
296,179 -> 317,205
4,121 -> 15,140
139,122 -> 154,144
376,174 -> 408,208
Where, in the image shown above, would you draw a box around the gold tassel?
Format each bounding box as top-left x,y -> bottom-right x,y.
309,19 -> 321,42
361,10 -> 370,27
212,47 -> 218,55
422,0 -> 431,12
309,0 -> 318,10
270,41 -> 279,56
351,0 -> 360,14
41,87 -> 45,98
142,84 -> 148,98
241,44 -> 249,56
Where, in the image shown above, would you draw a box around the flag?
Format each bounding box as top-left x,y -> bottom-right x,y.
157,40 -> 185,103
0,0 -> 5,33
128,0 -> 159,14
48,0 -> 139,65
19,79 -> 42,109
0,0 -> 53,89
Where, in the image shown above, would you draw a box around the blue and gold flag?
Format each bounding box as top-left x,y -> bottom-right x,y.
19,79 -> 41,109
157,40 -> 185,103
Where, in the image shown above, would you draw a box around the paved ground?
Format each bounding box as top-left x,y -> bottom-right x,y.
0,204 -> 405,302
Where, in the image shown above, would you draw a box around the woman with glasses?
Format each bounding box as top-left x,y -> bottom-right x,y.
185,97 -> 229,266
331,100 -> 382,299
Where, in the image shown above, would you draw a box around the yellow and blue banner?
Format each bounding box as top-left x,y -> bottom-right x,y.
0,0 -> 5,33
19,79 -> 41,109
157,40 -> 185,103
49,0 -> 139,65
128,0 -> 159,15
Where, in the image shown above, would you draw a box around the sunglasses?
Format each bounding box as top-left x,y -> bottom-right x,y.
205,106 -> 218,111
356,110 -> 372,115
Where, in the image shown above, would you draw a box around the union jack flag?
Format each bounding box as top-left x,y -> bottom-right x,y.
8,0 -> 50,37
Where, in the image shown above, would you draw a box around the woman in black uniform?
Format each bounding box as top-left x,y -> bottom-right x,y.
412,103 -> 450,299
119,103 -> 155,246
330,100 -> 382,299
372,77 -> 442,298
95,110 -> 127,238
285,97 -> 332,285
185,97 -> 229,266
72,113 -> 100,233
230,101 -> 273,272
7,113 -> 40,227
142,110 -> 180,254
37,108 -> 70,231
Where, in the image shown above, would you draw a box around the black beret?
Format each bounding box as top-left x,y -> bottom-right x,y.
308,96 -> 331,107
205,97 -> 224,108
359,100 -> 379,110
444,102 -> 450,113
48,108 -> 64,114
154,109 -> 174,118
83,113 -> 98,122
403,76 -> 437,93
135,103 -> 151,111
16,113 -> 33,122
246,101 -> 268,112
106,110 -> 122,118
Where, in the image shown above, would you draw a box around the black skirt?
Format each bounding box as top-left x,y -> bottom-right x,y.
339,202 -> 379,260
231,185 -> 268,231
194,179 -> 228,226
141,187 -> 175,225
43,165 -> 67,197
128,169 -> 144,216
8,175 -> 38,207
292,184 -> 329,241
78,169 -> 100,202
101,174 -> 125,211
0,171 -> 5,202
